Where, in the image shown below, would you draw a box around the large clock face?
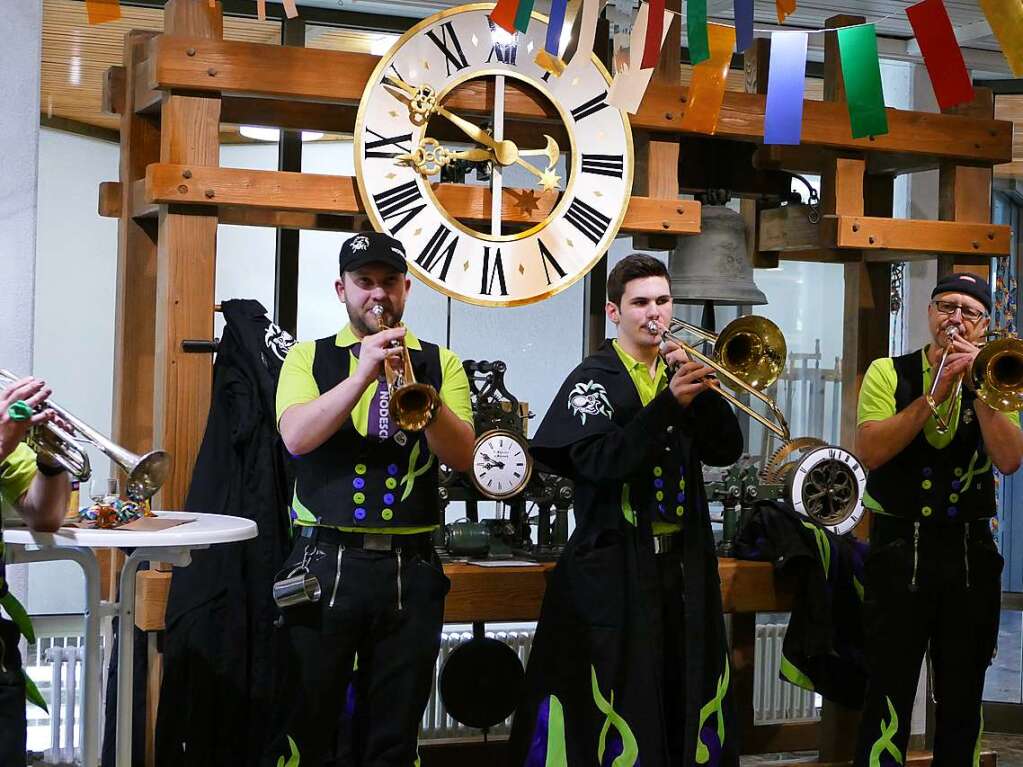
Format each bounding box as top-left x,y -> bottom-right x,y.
354,3 -> 634,307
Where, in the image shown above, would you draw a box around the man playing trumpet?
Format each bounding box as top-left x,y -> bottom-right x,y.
0,375 -> 70,766
511,254 -> 743,766
268,231 -> 474,767
854,272 -> 1023,765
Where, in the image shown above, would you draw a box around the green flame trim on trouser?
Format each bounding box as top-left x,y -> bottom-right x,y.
800,520 -> 831,578
400,441 -> 435,502
973,708 -> 984,767
1,580 -> 46,712
695,658 -> 731,764
853,576 -> 864,602
779,653 -> 814,692
276,736 -> 300,767
869,696 -> 903,766
621,483 -> 636,526
591,666 -> 639,767
546,695 -> 569,767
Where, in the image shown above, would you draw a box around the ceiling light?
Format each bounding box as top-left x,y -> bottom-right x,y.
239,126 -> 326,142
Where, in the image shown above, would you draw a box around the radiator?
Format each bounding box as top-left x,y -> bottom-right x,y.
753,622 -> 819,724
420,629 -> 534,740
44,644 -> 85,765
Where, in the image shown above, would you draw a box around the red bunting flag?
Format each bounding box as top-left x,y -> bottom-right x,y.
641,0 -> 667,69
775,0 -> 796,24
906,0 -> 974,109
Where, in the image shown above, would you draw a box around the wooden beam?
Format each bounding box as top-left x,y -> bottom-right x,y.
141,36 -> 1014,165
140,164 -> 703,234
829,216 -> 1008,255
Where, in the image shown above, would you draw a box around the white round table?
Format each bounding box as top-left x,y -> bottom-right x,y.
4,511 -> 257,767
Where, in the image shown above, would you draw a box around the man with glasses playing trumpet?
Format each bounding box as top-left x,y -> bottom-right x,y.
268,231 -> 475,767
511,254 -> 744,766
854,272 -> 1023,766
0,375 -> 70,765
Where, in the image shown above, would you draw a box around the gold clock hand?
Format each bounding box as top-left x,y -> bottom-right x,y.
396,138 -> 493,177
434,105 -> 521,166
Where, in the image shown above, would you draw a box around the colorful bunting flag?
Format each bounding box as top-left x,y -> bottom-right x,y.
764,31 -> 808,145
564,0 -> 601,75
257,0 -> 267,21
641,0 -> 667,69
85,0 -> 120,25
491,0 -> 525,34
775,0 -> 796,24
681,23 -> 735,135
734,0 -> 754,53
688,0 -> 709,65
906,0 -> 974,109
536,0 -> 570,76
837,24 -> 888,138
608,2 -> 675,113
979,0 -> 1023,76
282,0 -> 299,18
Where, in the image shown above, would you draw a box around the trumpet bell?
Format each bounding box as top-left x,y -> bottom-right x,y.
126,450 -> 172,502
390,383 -> 441,432
971,337 -> 1023,412
714,315 -> 787,391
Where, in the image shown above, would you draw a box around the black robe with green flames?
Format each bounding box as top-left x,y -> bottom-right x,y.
509,341 -> 743,767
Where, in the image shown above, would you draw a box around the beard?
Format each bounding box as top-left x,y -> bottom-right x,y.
347,301 -> 401,336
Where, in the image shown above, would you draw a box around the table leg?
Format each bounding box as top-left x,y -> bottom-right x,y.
115,548 -> 191,767
7,545 -> 104,767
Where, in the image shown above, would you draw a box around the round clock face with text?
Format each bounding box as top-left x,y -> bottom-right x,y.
354,3 -> 633,307
471,429 -> 533,499
789,446 -> 867,536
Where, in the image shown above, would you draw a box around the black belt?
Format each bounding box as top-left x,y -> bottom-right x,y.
299,525 -> 432,553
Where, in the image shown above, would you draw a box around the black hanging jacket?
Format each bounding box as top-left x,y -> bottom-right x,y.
155,299 -> 295,767
735,499 -> 870,708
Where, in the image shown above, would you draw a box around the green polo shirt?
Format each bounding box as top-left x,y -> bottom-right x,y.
276,324 -> 473,534
857,347 -> 1020,511
1,443 -> 36,511
612,340 -> 681,535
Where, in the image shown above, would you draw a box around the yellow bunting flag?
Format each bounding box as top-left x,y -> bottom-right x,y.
85,0 -> 120,25
979,0 -> 1023,76
775,0 -> 796,24
680,23 -> 735,135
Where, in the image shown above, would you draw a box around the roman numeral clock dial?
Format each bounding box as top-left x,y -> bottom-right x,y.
354,3 -> 634,307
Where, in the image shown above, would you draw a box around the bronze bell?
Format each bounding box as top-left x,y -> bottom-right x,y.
668,205 -> 767,306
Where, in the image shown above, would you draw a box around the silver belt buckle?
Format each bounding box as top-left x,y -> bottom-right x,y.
364,534 -> 393,552
653,534 -> 673,555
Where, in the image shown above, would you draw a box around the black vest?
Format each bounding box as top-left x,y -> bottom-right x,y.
865,349 -> 995,523
290,335 -> 443,528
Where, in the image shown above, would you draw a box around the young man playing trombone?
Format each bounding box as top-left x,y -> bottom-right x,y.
268,231 -> 475,767
0,375 -> 70,766
854,272 -> 1023,765
510,254 -> 743,766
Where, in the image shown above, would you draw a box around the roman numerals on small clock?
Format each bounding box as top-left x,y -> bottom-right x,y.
425,21 -> 470,76
372,180 -> 426,235
564,198 -> 611,246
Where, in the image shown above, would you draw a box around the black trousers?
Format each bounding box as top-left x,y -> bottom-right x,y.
654,547 -> 687,763
853,516 -> 1002,767
0,616 -> 26,767
265,534 -> 449,767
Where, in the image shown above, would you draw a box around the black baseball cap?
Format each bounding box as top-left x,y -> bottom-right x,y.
931,272 -> 992,315
338,232 -> 408,275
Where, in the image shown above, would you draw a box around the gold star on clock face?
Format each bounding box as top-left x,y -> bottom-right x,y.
354,5 -> 633,308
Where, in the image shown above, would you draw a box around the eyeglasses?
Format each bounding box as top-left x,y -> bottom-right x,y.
931,300 -> 987,323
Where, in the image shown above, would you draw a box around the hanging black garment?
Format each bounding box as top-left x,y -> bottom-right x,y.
154,299 -> 296,767
734,499 -> 870,709
509,341 -> 743,767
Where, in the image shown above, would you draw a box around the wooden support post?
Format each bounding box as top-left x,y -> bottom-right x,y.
938,89 -> 995,279
111,31 -> 161,462
632,0 -> 682,251
154,0 -> 224,510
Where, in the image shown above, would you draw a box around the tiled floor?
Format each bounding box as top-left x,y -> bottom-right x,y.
737,733 -> 1023,765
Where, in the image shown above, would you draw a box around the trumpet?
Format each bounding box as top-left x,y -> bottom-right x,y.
647,316 -> 791,440
0,370 -> 171,501
927,329 -> 1023,431
371,306 -> 441,432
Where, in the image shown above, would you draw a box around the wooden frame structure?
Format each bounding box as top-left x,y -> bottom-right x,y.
95,1 -> 1013,764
